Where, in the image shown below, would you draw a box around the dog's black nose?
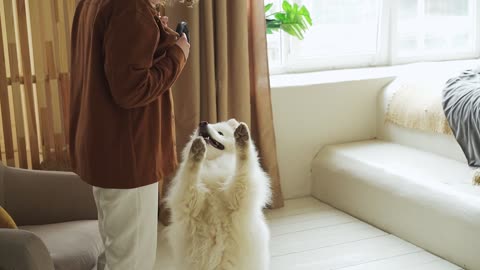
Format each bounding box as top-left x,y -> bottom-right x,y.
199,121 -> 209,137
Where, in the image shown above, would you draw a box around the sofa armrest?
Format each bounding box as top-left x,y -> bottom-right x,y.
0,229 -> 55,270
2,167 -> 97,226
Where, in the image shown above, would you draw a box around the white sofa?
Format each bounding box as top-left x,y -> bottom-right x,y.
311,65 -> 480,270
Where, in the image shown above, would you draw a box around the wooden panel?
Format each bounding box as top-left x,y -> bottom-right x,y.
28,0 -> 54,163
54,1 -> 71,144
58,72 -> 69,141
63,1 -> 75,64
0,0 -> 76,170
16,0 -> 40,168
44,1 -> 66,165
3,0 -> 28,168
54,0 -> 69,73
0,12 -> 15,166
45,40 -> 64,163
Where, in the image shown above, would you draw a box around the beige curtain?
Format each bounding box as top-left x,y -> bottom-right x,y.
159,0 -> 284,223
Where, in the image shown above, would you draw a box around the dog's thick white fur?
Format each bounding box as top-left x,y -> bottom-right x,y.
165,119 -> 271,270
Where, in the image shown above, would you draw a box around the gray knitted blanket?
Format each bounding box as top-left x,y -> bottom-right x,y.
442,68 -> 480,168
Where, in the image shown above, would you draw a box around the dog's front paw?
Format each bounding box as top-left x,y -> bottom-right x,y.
234,122 -> 250,148
189,137 -> 206,161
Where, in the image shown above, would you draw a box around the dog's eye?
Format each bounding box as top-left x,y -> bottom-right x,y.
218,131 -> 224,136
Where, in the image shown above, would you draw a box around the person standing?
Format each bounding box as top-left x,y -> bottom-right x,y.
69,0 -> 190,269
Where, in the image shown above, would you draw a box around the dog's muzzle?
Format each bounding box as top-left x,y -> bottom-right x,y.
198,121 -> 225,150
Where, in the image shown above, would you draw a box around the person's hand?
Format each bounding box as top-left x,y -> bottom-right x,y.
160,16 -> 168,27
160,16 -> 189,60
175,33 -> 190,60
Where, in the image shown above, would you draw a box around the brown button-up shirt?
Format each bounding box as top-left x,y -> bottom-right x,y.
69,0 -> 185,188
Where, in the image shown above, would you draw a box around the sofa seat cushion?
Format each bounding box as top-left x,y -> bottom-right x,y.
312,140 -> 480,269
21,220 -> 102,270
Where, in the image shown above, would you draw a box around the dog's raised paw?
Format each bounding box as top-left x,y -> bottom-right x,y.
190,137 -> 206,161
234,123 -> 250,146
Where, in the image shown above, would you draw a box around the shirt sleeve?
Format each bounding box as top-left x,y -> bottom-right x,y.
103,10 -> 186,109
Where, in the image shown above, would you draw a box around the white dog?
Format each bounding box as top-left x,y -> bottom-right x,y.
165,119 -> 271,270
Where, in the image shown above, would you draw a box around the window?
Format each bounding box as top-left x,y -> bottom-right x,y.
395,0 -> 477,59
267,0 -> 480,74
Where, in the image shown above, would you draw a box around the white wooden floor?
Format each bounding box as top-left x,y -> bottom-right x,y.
155,197 -> 462,270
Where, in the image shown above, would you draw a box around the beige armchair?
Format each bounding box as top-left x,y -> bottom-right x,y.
0,163 -> 101,270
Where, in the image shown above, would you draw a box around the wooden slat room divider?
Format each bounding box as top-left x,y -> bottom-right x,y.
0,0 -> 76,170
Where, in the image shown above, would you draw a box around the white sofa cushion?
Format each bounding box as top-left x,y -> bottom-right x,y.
312,140 -> 480,269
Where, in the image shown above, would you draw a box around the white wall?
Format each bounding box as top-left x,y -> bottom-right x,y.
270,77 -> 394,199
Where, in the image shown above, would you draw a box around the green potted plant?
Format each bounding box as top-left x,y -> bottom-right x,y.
265,0 -> 312,40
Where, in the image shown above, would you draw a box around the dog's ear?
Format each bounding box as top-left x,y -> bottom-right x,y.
227,118 -> 240,129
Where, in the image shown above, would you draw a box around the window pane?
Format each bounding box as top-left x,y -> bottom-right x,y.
425,0 -> 469,16
398,0 -> 418,19
289,0 -> 381,59
266,0 -> 282,67
396,0 -> 476,58
267,32 -> 282,67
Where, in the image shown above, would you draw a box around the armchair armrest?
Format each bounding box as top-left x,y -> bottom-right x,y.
2,166 -> 97,226
0,228 -> 55,270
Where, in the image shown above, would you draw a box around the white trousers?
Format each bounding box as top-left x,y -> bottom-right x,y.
93,182 -> 158,270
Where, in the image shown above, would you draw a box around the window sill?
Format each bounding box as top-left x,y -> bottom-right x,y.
269,59 -> 480,89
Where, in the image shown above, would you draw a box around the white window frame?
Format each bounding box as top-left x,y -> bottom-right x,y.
269,0 -> 480,75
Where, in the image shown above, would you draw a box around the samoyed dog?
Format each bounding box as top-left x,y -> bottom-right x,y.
165,119 -> 271,270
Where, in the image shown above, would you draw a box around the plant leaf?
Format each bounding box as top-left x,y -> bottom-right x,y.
291,24 -> 304,40
264,3 -> 273,13
266,1 -> 312,40
266,19 -> 282,29
281,24 -> 297,38
282,0 -> 292,12
300,6 -> 313,25
274,13 -> 286,21
299,17 -> 307,29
